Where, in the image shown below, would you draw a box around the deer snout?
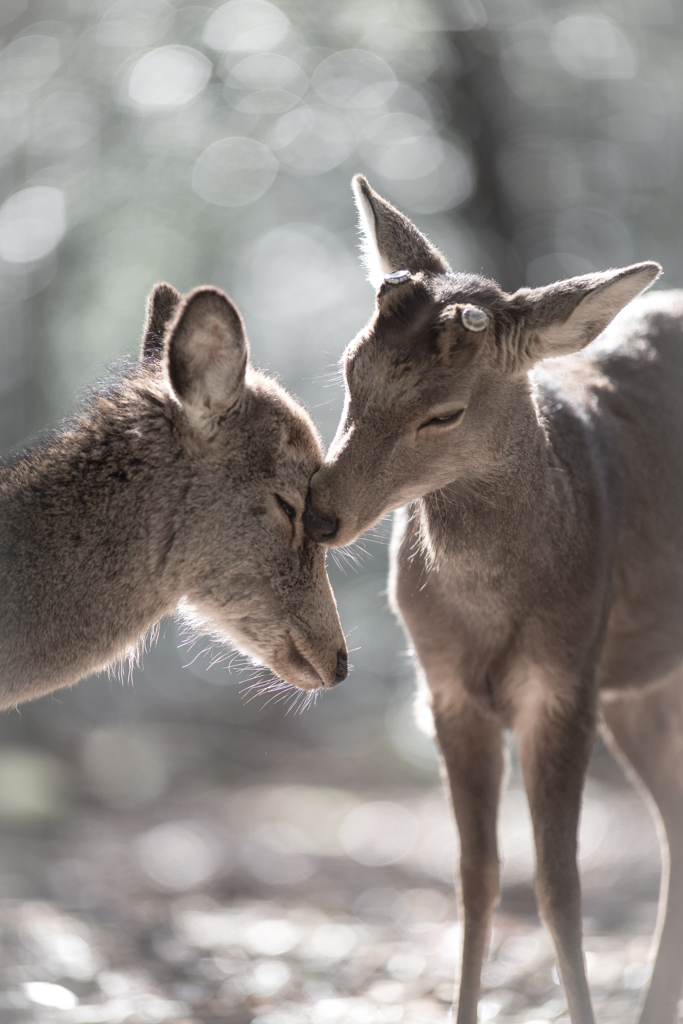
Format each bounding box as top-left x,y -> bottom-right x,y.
333,650 -> 348,685
303,496 -> 339,544
316,646 -> 348,689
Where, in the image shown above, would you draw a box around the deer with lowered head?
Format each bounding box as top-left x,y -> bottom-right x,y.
0,283 -> 347,708
304,175 -> 683,1024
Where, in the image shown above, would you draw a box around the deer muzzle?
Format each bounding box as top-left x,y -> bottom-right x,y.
303,499 -> 339,544
305,469 -> 373,547
283,634 -> 348,690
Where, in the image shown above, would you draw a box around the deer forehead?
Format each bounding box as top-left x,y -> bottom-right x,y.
373,287 -> 493,352
344,308 -> 484,395
283,408 -> 324,470
278,436 -> 322,484
249,374 -> 323,456
266,422 -> 322,487
342,345 -> 474,422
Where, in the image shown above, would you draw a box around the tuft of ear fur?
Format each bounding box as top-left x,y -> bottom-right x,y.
506,261 -> 662,371
352,174 -> 451,288
140,282 -> 182,361
165,287 -> 249,436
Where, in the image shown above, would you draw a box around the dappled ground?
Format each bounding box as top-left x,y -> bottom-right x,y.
0,767 -> 670,1024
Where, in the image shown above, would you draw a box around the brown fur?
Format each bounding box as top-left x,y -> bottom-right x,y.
305,175 -> 683,1024
0,284 -> 347,708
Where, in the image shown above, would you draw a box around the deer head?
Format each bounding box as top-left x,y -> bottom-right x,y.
145,285 -> 348,692
304,176 -> 660,547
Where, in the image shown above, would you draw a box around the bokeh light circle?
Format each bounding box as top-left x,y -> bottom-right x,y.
192,136 -> 278,206
237,223 -> 356,322
378,138 -> 474,214
338,801 -> 418,866
268,106 -> 353,176
203,0 -> 288,53
23,982 -> 78,1010
136,821 -> 221,890
227,52 -> 305,91
0,186 -> 66,263
0,34 -> 61,92
311,49 -> 397,109
550,15 -> 637,80
127,45 -> 212,109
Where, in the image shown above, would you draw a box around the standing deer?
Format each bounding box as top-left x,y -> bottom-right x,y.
0,283 -> 347,708
305,175 -> 683,1024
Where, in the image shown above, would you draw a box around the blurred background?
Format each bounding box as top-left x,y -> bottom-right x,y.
0,0 -> 680,1021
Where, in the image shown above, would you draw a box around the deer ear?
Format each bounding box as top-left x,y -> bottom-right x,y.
141,282 -> 182,361
506,261 -> 662,370
165,287 -> 248,436
352,174 -> 451,288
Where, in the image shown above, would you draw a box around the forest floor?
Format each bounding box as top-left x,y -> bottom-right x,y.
0,771 -> 672,1024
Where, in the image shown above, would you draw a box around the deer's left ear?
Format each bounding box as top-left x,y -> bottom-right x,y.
352,174 -> 452,288
504,261 -> 662,371
165,287 -> 249,437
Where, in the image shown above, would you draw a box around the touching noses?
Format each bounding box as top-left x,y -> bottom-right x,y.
304,494 -> 338,544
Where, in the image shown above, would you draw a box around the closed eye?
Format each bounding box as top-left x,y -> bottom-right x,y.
275,494 -> 297,521
420,408 -> 466,429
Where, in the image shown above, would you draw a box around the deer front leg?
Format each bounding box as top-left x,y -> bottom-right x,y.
517,682 -> 597,1024
432,688 -> 506,1024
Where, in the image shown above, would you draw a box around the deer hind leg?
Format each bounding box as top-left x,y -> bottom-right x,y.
601,672 -> 683,1024
516,682 -> 597,1024
431,687 -> 506,1024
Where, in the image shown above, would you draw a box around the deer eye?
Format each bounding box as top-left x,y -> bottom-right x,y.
420,409 -> 466,429
275,494 -> 296,520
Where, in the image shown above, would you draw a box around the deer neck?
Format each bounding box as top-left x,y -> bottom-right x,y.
0,384 -> 186,695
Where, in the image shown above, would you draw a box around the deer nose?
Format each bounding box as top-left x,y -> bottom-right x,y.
333,651 -> 348,684
303,500 -> 338,544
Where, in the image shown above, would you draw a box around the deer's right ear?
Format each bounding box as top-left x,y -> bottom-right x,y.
164,287 -> 248,436
352,174 -> 451,288
141,282 -> 182,361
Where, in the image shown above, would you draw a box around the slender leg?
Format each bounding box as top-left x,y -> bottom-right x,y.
516,682 -> 597,1024
601,673 -> 683,1024
431,685 -> 506,1024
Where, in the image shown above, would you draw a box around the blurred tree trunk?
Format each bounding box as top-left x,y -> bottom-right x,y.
436,28 -> 522,290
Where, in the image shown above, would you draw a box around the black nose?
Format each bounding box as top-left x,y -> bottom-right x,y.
303,501 -> 338,544
334,651 -> 348,684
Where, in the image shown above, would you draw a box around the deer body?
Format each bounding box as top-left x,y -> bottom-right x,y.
391,295 -> 683,1024
398,292 -> 683,710
305,176 -> 683,1024
0,284 -> 347,708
